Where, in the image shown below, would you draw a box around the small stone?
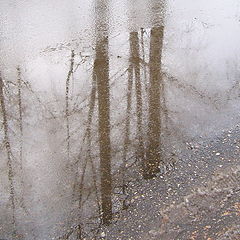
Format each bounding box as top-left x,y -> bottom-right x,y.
149,230 -> 159,236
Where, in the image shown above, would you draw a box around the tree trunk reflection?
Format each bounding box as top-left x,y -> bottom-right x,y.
95,0 -> 112,225
144,26 -> 164,179
0,72 -> 17,238
130,32 -> 144,163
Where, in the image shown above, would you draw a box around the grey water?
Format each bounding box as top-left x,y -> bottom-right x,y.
0,0 -> 240,239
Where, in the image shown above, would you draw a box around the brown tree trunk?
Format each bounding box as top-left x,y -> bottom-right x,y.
144,26 -> 164,179
95,35 -> 113,224
0,72 -> 17,237
130,32 -> 144,162
65,50 -> 75,161
86,64 -> 101,215
17,66 -> 29,215
94,0 -> 112,223
122,59 -> 134,209
141,28 -> 148,93
17,67 -> 23,170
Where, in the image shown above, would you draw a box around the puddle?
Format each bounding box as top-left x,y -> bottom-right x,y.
0,0 -> 240,239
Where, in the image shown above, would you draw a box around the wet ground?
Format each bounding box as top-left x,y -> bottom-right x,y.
103,125 -> 240,239
1,1 -> 240,240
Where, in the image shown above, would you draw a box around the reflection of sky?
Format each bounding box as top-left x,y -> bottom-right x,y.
166,0 -> 240,84
0,0 -> 240,135
0,0 -> 239,62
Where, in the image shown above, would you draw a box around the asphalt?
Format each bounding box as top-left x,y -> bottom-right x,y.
103,124 -> 240,240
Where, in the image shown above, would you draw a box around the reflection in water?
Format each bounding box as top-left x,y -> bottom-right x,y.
149,0 -> 165,27
0,0 -> 240,239
144,26 -> 164,179
122,37 -> 133,209
130,32 -> 144,165
65,50 -> 75,162
17,66 -> 24,191
0,72 -> 17,238
95,0 -> 113,225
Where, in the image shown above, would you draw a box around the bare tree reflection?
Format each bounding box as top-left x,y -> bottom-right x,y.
17,67 -> 23,174
65,50 -> 75,162
130,32 -> 144,163
94,0 -> 113,225
122,38 -> 134,209
144,1 -> 165,179
0,71 -> 17,238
